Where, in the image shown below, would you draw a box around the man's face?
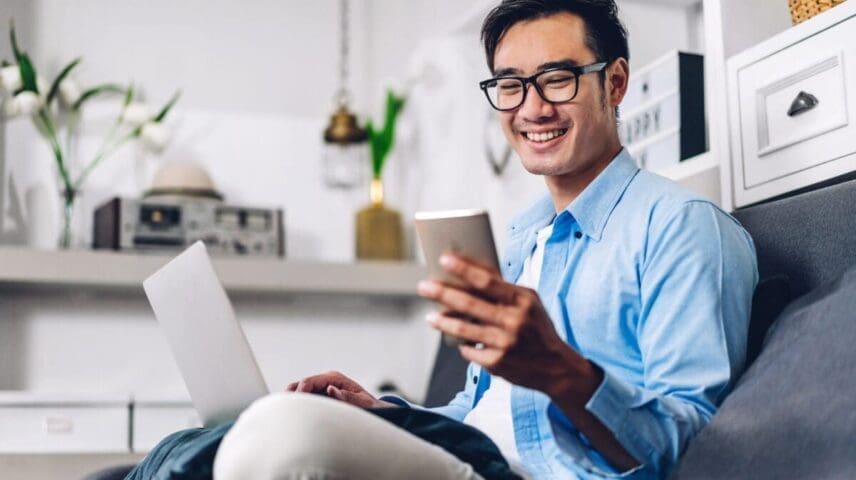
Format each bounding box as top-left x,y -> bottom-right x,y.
492,12 -> 622,178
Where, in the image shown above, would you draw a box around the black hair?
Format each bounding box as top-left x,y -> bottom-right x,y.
481,0 -> 629,74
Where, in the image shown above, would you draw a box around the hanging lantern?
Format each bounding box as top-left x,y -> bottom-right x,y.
321,0 -> 367,189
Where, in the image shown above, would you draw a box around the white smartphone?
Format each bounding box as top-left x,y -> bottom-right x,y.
414,209 -> 501,345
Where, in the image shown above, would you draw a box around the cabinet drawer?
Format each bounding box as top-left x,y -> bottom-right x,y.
729,10 -> 856,206
0,405 -> 129,453
132,403 -> 201,452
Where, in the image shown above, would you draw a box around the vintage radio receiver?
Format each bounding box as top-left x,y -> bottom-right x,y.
93,197 -> 284,257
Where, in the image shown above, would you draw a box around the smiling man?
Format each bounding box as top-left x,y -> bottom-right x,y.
213,1 -> 758,479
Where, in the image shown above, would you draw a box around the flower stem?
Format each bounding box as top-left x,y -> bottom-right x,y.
35,109 -> 72,193
64,110 -> 79,167
59,188 -> 76,249
71,102 -> 131,190
73,131 -> 135,190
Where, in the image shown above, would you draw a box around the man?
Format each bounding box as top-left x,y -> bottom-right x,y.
214,1 -> 757,478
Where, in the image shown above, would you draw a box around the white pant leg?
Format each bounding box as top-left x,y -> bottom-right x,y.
213,392 -> 483,480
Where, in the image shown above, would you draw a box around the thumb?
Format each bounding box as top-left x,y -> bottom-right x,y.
326,385 -> 347,401
327,385 -> 372,408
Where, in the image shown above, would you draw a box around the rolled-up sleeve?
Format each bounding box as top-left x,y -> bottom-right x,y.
380,362 -> 479,422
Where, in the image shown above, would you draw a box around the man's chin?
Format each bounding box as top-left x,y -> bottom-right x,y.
518,157 -> 567,177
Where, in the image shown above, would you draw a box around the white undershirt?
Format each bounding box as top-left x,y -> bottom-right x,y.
463,223 -> 554,466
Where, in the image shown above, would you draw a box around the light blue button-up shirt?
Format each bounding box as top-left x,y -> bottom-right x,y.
423,149 -> 758,479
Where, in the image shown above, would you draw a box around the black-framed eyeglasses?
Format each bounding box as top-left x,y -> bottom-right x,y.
479,62 -> 608,111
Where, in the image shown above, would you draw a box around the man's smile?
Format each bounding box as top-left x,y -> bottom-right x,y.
521,128 -> 568,143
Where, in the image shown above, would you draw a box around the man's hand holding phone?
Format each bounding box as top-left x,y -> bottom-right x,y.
417,253 -> 598,396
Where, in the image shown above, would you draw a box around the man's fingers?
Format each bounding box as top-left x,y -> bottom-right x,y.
459,343 -> 503,370
427,312 -> 507,347
285,381 -> 298,392
326,385 -> 347,401
439,253 -> 516,303
295,379 -> 319,393
327,385 -> 376,409
289,371 -> 363,395
419,281 -> 505,327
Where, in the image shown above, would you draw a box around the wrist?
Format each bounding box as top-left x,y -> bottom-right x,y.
545,348 -> 604,407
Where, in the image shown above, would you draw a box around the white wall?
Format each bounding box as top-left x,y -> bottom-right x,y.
0,0 -> 707,408
0,0 -> 497,406
620,0 -> 701,67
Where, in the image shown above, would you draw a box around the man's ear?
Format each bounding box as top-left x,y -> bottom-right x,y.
606,58 -> 630,108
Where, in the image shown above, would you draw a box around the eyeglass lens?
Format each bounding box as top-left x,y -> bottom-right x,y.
485,70 -> 579,110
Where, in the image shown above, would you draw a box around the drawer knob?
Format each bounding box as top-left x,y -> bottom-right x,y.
787,91 -> 819,117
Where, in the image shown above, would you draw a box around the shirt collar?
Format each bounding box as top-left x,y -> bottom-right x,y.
508,148 -> 639,242
567,148 -> 639,241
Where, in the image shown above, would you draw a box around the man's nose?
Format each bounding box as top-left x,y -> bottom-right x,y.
518,83 -> 555,120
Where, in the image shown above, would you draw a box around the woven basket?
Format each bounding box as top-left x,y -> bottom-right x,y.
788,0 -> 847,24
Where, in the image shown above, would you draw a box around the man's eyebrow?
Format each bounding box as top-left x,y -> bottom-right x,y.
493,67 -> 522,77
537,59 -> 580,70
492,59 -> 582,78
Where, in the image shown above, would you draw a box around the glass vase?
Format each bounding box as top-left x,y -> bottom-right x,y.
58,188 -> 79,249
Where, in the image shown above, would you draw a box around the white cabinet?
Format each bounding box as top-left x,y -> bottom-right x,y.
0,393 -> 129,453
132,402 -> 201,452
727,2 -> 856,207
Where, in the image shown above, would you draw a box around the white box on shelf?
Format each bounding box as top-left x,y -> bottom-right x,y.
727,1 -> 856,207
132,400 -> 202,452
0,392 -> 130,453
620,50 -> 706,170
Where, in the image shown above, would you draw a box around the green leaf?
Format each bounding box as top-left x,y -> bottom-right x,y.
17,52 -> 38,93
367,89 -> 406,178
123,83 -> 135,107
10,20 -> 22,61
71,83 -> 125,110
152,90 -> 181,122
46,57 -> 81,106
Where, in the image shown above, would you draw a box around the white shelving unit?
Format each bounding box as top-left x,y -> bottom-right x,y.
0,247 -> 426,298
626,0 -> 798,209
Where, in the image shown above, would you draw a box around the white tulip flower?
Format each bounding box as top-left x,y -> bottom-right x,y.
139,121 -> 170,154
121,102 -> 153,127
58,78 -> 82,107
3,91 -> 43,118
2,97 -> 19,117
0,65 -> 22,93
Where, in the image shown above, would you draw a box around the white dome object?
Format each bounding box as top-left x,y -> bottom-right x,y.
145,163 -> 223,200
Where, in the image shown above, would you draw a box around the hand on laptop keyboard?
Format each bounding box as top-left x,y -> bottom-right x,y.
286,371 -> 398,409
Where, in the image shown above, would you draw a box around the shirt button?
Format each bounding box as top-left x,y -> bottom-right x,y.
473,375 -> 479,384
574,231 -> 582,239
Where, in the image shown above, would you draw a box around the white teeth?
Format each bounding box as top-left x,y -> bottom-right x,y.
525,129 -> 566,142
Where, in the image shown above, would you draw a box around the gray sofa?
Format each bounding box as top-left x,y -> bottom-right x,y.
86,177 -> 856,479
670,178 -> 856,478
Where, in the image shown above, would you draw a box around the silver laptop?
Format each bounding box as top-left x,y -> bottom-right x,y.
143,241 -> 269,427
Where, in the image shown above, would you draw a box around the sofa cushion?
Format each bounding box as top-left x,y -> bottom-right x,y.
671,264 -> 856,479
746,274 -> 791,365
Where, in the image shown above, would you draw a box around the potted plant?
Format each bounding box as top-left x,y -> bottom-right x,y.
0,21 -> 180,248
355,89 -> 405,260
